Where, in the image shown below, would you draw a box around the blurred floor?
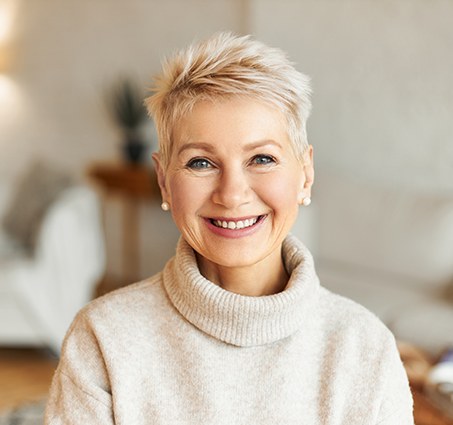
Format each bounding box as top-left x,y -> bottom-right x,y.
0,347 -> 57,411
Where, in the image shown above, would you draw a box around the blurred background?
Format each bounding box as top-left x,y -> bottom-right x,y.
0,0 -> 453,423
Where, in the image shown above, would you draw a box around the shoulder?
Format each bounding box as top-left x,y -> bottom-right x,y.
316,285 -> 397,350
59,272 -> 172,361
314,287 -> 409,395
69,272 -> 167,333
312,287 -> 413,422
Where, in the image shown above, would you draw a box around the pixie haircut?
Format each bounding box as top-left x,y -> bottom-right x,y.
146,32 -> 312,169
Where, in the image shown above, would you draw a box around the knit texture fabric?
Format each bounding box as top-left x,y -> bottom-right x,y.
45,236 -> 414,424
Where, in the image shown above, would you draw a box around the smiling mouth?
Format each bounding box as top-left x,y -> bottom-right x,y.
209,215 -> 265,230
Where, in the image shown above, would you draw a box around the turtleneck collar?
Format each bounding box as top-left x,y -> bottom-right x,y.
162,235 -> 320,347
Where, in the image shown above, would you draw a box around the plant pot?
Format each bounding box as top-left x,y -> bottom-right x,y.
122,140 -> 147,164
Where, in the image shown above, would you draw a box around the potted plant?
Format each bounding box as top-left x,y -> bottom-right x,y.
106,78 -> 149,164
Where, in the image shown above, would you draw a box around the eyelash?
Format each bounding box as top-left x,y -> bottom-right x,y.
186,158 -> 212,169
185,154 -> 277,170
251,154 -> 276,166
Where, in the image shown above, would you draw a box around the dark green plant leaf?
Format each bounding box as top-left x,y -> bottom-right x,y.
106,78 -> 148,131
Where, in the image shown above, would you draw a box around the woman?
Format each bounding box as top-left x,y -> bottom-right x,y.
45,33 -> 413,424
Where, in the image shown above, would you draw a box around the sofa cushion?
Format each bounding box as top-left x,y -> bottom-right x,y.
390,300 -> 453,356
316,173 -> 453,291
0,227 -> 26,261
1,161 -> 74,254
317,261 -> 427,323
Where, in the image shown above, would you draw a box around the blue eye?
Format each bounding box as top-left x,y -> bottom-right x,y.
186,158 -> 212,169
252,155 -> 275,165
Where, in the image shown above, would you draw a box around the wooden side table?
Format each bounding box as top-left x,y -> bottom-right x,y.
88,162 -> 160,295
399,341 -> 453,425
412,389 -> 453,425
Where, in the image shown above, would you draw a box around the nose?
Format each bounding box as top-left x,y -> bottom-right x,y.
211,167 -> 252,209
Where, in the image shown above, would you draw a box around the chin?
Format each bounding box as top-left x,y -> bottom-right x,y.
203,247 -> 272,269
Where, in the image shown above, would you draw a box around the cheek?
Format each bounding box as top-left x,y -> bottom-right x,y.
258,172 -> 302,209
168,175 -> 211,214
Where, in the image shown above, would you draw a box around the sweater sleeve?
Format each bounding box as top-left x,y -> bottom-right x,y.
376,338 -> 414,425
44,310 -> 115,425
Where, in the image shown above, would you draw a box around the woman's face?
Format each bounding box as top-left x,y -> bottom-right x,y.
154,98 -> 314,271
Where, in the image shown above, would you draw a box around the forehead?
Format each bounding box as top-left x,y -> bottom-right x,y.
172,98 -> 289,152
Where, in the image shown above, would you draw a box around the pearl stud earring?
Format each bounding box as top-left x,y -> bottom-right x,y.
302,197 -> 311,207
161,202 -> 170,211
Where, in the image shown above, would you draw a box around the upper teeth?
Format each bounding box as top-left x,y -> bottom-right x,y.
213,217 -> 259,229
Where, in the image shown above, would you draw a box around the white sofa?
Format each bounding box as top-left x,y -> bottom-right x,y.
307,172 -> 453,357
0,183 -> 106,354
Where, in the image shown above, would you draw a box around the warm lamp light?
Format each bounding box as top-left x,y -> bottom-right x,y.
0,71 -> 23,128
0,14 -> 9,43
0,45 -> 10,72
0,0 -> 17,73
0,47 -> 7,72
0,0 -> 16,43
0,73 -> 10,96
0,1 -> 20,123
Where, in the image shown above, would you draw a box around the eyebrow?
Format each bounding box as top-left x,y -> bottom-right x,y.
177,140 -> 283,155
177,142 -> 216,155
244,140 -> 283,151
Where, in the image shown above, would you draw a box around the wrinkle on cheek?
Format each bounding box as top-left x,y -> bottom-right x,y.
182,228 -> 207,257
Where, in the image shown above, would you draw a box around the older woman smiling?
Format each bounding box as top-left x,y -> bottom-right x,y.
45,33 -> 414,424
155,98 -> 313,297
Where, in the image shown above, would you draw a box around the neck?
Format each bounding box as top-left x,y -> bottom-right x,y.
196,247 -> 289,297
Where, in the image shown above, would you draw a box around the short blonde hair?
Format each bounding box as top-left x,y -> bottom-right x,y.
145,32 -> 312,169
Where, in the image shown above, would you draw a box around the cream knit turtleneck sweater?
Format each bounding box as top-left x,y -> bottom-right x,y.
45,236 -> 414,424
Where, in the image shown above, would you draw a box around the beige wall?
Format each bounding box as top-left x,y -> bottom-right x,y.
0,0 -> 245,279
1,0 -> 244,179
1,0 -> 452,279
251,0 -> 453,192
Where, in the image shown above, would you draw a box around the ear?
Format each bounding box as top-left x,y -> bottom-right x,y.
152,152 -> 170,204
298,145 -> 314,203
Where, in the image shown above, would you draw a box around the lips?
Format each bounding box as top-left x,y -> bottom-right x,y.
209,215 -> 264,230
